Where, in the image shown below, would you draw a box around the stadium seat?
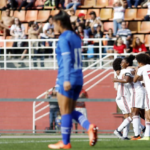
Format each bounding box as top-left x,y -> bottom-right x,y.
128,21 -> 140,34
124,9 -> 137,21
107,0 -> 115,7
95,0 -> 108,8
103,22 -> 114,34
25,10 -> 38,22
6,36 -> 13,47
0,11 -> 1,20
135,9 -> 147,20
22,23 -> 28,35
14,10 -> 26,22
50,10 -> 59,16
0,36 -> 4,47
75,10 -> 87,18
0,0 -> 5,9
36,10 -> 50,22
144,34 -> 150,46
86,9 -> 100,20
100,8 -> 112,21
138,22 -> 150,33
2,10 -> 13,17
133,34 -> 145,43
80,0 -> 95,8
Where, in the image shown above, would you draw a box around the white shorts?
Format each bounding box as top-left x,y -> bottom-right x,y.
116,96 -> 131,114
145,92 -> 150,111
131,92 -> 145,109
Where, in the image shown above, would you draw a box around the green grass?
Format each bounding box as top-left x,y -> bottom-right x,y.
0,138 -> 150,150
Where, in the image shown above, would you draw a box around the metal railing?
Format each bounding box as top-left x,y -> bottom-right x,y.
0,38 -> 128,70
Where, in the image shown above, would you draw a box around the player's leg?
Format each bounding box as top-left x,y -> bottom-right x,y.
139,110 -> 150,140
71,86 -> 98,146
114,113 -> 132,139
123,123 -> 130,140
48,93 -> 73,149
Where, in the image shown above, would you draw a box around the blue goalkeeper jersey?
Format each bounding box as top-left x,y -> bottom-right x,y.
56,30 -> 83,83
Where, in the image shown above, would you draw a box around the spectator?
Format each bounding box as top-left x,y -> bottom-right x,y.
28,21 -> 44,67
71,22 -> 76,31
40,16 -> 54,47
105,28 -> 115,58
65,0 -> 81,12
54,0 -> 65,9
18,0 -> 35,11
93,25 -> 103,59
113,37 -> 126,54
143,0 -> 150,21
45,87 -> 59,131
76,25 -> 88,67
116,21 -> 131,52
0,9 -> 14,38
55,111 -> 61,130
69,9 -> 77,23
74,89 -> 88,133
127,0 -> 140,8
2,0 -> 18,10
85,11 -> 103,37
76,13 -> 86,29
113,0 -> 126,36
132,37 -> 147,53
10,17 -> 27,61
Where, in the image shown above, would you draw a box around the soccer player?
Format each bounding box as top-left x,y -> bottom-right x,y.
48,10 -> 98,149
120,55 -> 145,140
134,53 -> 150,140
113,58 -> 132,140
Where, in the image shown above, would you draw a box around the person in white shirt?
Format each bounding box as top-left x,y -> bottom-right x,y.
10,17 -> 27,61
40,15 -> 54,47
134,53 -> 150,140
113,0 -> 126,36
143,0 -> 150,21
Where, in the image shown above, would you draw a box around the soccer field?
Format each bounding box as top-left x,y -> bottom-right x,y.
0,137 -> 150,150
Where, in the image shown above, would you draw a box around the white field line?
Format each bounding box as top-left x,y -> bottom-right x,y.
0,139 -> 117,144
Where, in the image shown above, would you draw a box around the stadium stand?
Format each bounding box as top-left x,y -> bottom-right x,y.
95,0 -> 109,8
124,9 -> 137,21
138,21 -> 150,33
37,10 -> 50,22
135,9 -> 147,20
13,10 -> 26,22
100,8 -> 112,21
25,10 -> 38,22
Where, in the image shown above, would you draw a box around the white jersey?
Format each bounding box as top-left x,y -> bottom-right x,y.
116,69 -> 131,99
125,68 -> 145,108
137,64 -> 150,96
115,69 -> 131,114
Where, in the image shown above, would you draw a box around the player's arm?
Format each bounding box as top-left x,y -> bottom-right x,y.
133,67 -> 143,82
113,75 -> 132,83
59,37 -> 72,91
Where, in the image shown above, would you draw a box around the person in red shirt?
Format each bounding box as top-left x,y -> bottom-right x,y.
132,37 -> 147,53
113,37 -> 126,54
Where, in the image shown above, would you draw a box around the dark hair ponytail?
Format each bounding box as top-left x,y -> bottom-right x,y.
53,10 -> 74,32
124,55 -> 135,66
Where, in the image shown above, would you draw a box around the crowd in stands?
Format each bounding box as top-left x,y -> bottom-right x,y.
0,0 -> 150,67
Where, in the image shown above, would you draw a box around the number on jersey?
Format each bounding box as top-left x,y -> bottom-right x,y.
74,48 -> 82,69
147,71 -> 150,79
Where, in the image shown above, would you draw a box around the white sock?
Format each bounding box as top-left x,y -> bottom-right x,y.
133,115 -> 140,136
139,118 -> 145,130
144,121 -> 150,137
123,123 -> 130,138
118,117 -> 132,132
